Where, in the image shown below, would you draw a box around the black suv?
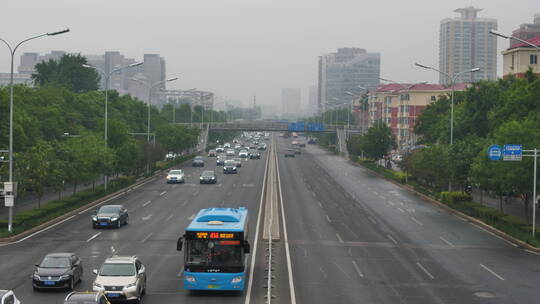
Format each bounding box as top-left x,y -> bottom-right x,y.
33,253 -> 83,291
92,205 -> 129,229
192,156 -> 204,167
250,152 -> 261,159
200,170 -> 217,184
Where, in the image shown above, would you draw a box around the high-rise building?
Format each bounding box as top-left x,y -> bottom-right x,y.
281,88 -> 301,118
15,51 -> 168,106
318,48 -> 380,113
439,6 -> 497,84
511,13 -> 540,48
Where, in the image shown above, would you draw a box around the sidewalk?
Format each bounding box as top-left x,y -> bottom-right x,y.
0,177 -> 107,221
471,190 -> 540,225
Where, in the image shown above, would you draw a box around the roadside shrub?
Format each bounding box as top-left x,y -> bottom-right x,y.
440,192 -> 472,204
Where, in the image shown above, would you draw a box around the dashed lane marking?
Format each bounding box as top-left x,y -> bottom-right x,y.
142,200 -> 152,207
336,233 -> 344,243
410,217 -> 423,226
397,207 -> 405,213
141,214 -> 152,221
326,215 -> 332,223
352,260 -> 364,278
159,191 -> 167,196
86,232 -> 102,243
439,236 -> 455,247
416,262 -> 435,279
480,264 -> 505,281
387,234 -> 398,245
165,214 -> 174,222
142,232 -> 153,243
367,216 -> 377,225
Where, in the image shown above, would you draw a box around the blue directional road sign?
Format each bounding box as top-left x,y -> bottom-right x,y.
502,144 -> 523,161
307,122 -> 325,132
487,144 -> 502,161
288,121 -> 306,132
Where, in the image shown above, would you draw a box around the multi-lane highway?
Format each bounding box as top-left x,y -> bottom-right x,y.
1,133 -> 539,304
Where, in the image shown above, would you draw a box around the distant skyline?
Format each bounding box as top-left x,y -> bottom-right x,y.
0,0 -> 538,108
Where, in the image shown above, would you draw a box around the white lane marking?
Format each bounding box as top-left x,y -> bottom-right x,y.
373,191 -> 379,195
276,140 -> 297,304
111,246 -> 116,254
480,264 -> 505,281
142,232 -> 153,243
187,213 -> 196,221
473,224 -> 518,247
416,262 -> 435,279
141,214 -> 152,221
159,191 -> 167,196
245,138 -> 271,304
336,233 -> 344,243
0,214 -> 76,247
326,215 -> 332,223
387,201 -> 395,206
367,216 -> 377,225
410,217 -> 423,226
165,214 -> 174,222
439,236 -> 455,247
142,200 -> 152,207
177,269 -> 184,277
86,232 -> 102,243
397,207 -> 405,213
525,249 -> 540,255
352,260 -> 364,278
318,201 -> 323,208
387,234 -> 398,245
180,200 -> 188,207
193,190 -> 200,196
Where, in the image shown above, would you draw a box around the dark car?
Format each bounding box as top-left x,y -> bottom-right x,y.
294,148 -> 302,155
299,142 -> 306,147
250,152 -> 261,159
216,157 -> 225,166
192,156 -> 204,167
64,291 -> 111,304
33,253 -> 83,291
308,138 -> 318,144
200,170 -> 217,184
92,205 -> 128,229
285,149 -> 295,157
223,160 -> 238,174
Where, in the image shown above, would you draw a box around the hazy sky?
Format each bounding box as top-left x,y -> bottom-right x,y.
1,0 -> 539,107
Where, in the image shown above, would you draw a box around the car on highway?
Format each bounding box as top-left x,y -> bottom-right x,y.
223,160 -> 238,174
224,142 -> 231,148
207,150 -> 217,157
285,149 -> 295,157
258,143 -> 267,151
239,149 -> 249,158
216,146 -> 224,153
250,152 -> 261,159
216,156 -> 225,166
92,256 -> 146,303
226,149 -> 236,156
32,253 -> 83,291
308,137 -> 318,144
294,148 -> 302,155
299,142 -> 306,147
192,156 -> 205,167
166,169 -> 184,184
92,205 -> 129,229
64,291 -> 111,304
234,144 -> 242,150
0,290 -> 20,304
200,170 -> 217,184
233,157 -> 243,167
249,144 -> 256,150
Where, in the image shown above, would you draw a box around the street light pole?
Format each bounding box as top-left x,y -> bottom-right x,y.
84,61 -> 142,191
415,63 -> 480,191
0,28 -> 69,233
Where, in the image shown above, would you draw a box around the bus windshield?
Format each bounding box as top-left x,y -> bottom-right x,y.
186,239 -> 243,267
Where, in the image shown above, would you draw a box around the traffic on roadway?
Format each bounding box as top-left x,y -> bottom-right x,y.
0,131 -> 539,304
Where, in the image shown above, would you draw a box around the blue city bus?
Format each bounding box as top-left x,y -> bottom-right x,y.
176,207 -> 250,291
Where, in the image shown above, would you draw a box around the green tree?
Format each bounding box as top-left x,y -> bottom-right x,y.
32,54 -> 100,93
359,124 -> 396,160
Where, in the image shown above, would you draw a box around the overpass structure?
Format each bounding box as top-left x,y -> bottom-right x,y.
175,121 -> 364,134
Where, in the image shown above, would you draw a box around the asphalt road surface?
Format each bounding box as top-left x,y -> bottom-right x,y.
275,136 -> 540,304
1,133 -> 540,304
0,147 -> 269,304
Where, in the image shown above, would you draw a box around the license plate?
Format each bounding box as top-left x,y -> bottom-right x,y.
100,223 -> 108,226
107,293 -> 121,297
207,284 -> 220,289
43,281 -> 55,285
